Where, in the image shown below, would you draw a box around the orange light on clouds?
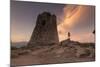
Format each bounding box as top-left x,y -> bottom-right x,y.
11,5 -> 94,43
57,5 -> 85,41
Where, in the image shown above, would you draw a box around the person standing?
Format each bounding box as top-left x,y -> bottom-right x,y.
68,32 -> 70,40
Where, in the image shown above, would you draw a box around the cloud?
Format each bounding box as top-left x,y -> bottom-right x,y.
57,5 -> 95,42
57,5 -> 83,41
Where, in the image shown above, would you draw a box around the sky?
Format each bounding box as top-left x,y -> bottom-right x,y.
11,1 -> 95,43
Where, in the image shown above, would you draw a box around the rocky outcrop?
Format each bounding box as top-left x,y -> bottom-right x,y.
28,12 -> 59,47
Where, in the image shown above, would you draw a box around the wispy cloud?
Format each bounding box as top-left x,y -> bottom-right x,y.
57,5 -> 94,42
57,5 -> 82,41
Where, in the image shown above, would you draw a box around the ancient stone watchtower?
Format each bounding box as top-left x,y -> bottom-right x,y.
28,12 -> 59,47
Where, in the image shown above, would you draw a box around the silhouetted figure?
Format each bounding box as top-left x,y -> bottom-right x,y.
93,30 -> 95,34
68,32 -> 71,40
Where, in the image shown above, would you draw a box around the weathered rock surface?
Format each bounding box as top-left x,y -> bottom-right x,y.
11,39 -> 95,66
28,12 -> 59,47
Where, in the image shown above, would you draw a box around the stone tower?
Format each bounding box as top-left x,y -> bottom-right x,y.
28,12 -> 59,47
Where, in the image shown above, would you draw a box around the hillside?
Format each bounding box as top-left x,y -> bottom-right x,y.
11,39 -> 95,66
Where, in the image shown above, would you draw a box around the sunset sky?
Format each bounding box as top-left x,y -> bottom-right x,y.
11,1 -> 95,43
